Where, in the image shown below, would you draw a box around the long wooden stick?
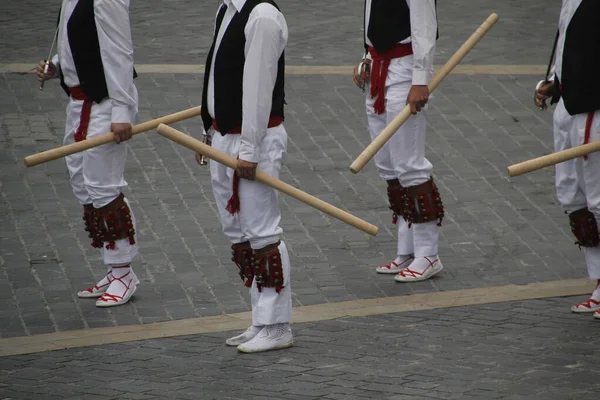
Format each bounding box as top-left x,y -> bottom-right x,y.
24,106 -> 202,167
156,124 -> 379,236
508,140 -> 600,177
349,13 -> 499,174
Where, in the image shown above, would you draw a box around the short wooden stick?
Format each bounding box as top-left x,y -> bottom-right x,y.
508,140 -> 600,177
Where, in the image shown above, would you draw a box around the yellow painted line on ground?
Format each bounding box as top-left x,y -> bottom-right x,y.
1,63 -> 546,75
0,278 -> 592,357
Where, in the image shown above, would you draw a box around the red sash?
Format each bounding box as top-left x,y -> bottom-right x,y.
69,87 -> 93,143
368,43 -> 413,114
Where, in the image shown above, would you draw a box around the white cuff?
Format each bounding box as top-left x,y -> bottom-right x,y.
111,105 -> 133,124
239,145 -> 259,164
412,70 -> 429,86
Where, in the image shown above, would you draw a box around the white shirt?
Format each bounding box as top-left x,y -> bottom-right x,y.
207,0 -> 288,163
553,0 -> 582,83
364,0 -> 437,85
53,0 -> 137,124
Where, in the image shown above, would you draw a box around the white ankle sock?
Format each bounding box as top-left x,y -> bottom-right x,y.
393,255 -> 413,266
95,266 -> 113,287
591,280 -> 600,300
104,265 -> 134,298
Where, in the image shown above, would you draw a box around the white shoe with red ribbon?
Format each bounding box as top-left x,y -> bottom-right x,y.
594,310 -> 600,320
571,298 -> 600,313
78,269 -> 140,299
375,255 -> 414,274
95,266 -> 137,308
394,256 -> 443,282
77,270 -> 114,298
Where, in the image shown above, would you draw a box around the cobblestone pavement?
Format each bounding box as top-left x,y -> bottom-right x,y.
0,0 -> 585,338
3,0 -> 599,399
1,296 -> 599,400
2,0 -> 561,66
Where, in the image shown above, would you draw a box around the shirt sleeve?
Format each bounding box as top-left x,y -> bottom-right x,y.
238,7 -> 287,163
51,54 -> 60,72
408,0 -> 437,86
547,64 -> 556,82
94,0 -> 137,124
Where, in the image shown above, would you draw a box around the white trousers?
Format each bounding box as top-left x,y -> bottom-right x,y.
365,55 -> 439,257
554,99 -> 600,279
64,96 -> 139,266
210,126 -> 292,326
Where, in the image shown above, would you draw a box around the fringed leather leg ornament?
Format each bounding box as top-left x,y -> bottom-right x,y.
83,204 -> 104,248
97,193 -> 136,250
402,176 -> 445,228
232,241 -> 254,288
387,179 -> 406,225
568,208 -> 600,248
250,241 -> 284,293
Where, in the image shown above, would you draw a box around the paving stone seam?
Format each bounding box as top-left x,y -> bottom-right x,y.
0,277 -> 592,357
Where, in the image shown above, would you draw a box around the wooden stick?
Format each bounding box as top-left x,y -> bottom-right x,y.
156,124 -> 379,236
24,106 -> 202,167
508,140 -> 600,177
349,13 -> 500,174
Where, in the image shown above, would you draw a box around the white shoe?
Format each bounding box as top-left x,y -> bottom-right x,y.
394,257 -> 443,282
237,324 -> 293,353
77,271 -> 114,298
594,310 -> 600,320
571,298 -> 600,313
95,270 -> 137,308
375,256 -> 414,274
77,270 -> 140,298
226,326 -> 262,346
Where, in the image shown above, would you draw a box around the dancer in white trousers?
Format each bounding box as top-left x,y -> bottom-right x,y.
37,0 -> 140,307
196,0 -> 293,353
353,0 -> 444,282
535,0 -> 600,318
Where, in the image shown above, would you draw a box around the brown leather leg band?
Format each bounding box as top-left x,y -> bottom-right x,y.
251,240 -> 284,293
387,179 -> 406,225
83,204 -> 104,249
569,207 -> 600,247
402,177 -> 444,227
97,193 -> 136,250
232,241 -> 254,288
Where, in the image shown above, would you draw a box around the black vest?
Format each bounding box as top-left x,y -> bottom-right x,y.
365,0 -> 438,54
201,0 -> 286,135
58,0 -> 136,103
560,0 -> 600,115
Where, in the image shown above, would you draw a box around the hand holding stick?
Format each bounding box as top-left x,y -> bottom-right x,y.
24,106 -> 202,167
157,124 -> 379,236
349,13 -> 499,174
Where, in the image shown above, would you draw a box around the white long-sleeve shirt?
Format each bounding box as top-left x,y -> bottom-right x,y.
207,0 -> 288,163
553,0 -> 582,84
364,0 -> 437,85
53,0 -> 137,124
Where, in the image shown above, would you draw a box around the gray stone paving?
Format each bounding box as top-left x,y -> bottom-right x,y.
3,1 -> 600,398
0,0 -> 589,338
1,296 -> 599,400
3,0 -> 560,66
